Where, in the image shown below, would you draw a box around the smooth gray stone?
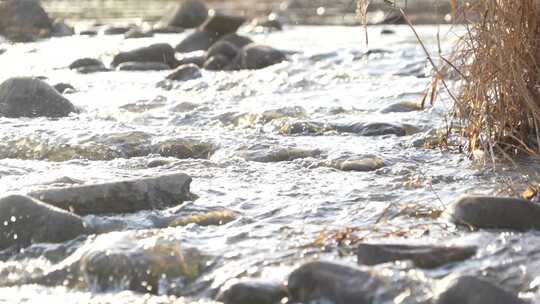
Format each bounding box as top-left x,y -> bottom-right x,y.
288,261 -> 385,304
166,0 -> 207,29
334,122 -> 407,136
217,281 -> 287,304
28,173 -> 194,215
238,43 -> 286,70
357,243 -> 476,268
116,61 -> 170,71
0,195 -> 89,250
0,77 -> 76,118
111,43 -> 177,68
435,276 -> 525,304
448,196 -> 540,230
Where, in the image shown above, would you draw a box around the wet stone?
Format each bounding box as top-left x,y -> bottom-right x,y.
0,195 -> 89,251
206,40 -> 239,61
167,209 -> 237,227
334,122 -> 407,137
111,43 -> 177,68
219,33 -> 254,49
287,261 -> 386,304
204,54 -> 230,71
276,120 -> 327,135
0,77 -> 77,118
123,28 -> 153,39
0,0 -> 52,41
166,64 -> 202,81
448,196 -> 540,230
380,101 -> 422,113
175,30 -> 220,53
102,25 -> 131,35
28,172 -> 194,215
217,281 -> 287,304
357,243 -> 477,268
237,145 -> 322,163
200,14 -> 247,37
154,138 -> 215,159
51,20 -> 74,37
434,276 -> 525,304
53,83 -> 75,94
166,0 -> 208,29
116,61 -> 170,71
238,43 -> 286,70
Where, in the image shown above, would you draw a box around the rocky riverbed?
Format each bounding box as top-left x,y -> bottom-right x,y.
1,0 -> 540,303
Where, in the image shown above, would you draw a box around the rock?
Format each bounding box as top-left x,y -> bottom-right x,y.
277,120 -> 326,135
434,276 -> 525,304
203,54 -> 230,71
175,30 -> 220,53
288,261 -> 385,304
206,40 -> 239,61
150,25 -> 185,34
217,281 -> 287,304
102,25 -> 131,35
154,138 -> 214,159
237,145 -> 321,163
78,29 -> 97,36
0,77 -> 77,118
357,243 -> 477,268
36,231 -> 210,294
53,83 -> 75,94
170,102 -> 199,112
51,20 -> 74,37
200,13 -> 247,37
247,15 -> 283,33
116,61 -> 170,71
68,57 -> 105,70
325,156 -> 384,172
219,33 -> 254,48
381,28 -> 395,35
166,0 -> 208,28
111,43 -> 178,68
0,0 -> 53,41
176,52 -> 206,67
124,28 -> 153,39
237,44 -> 286,70
380,101 -> 422,113
0,49 -> 5,55
334,122 -> 407,136
448,196 -> 540,230
75,65 -> 110,74
167,209 -> 237,227
0,195 -> 89,251
28,172 -> 194,215
166,63 -> 202,81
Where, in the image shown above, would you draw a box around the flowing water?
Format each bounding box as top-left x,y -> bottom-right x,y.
0,21 -> 539,303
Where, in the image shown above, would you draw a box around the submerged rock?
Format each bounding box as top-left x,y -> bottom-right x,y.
237,44 -> 286,70
334,122 -> 407,137
116,61 -> 170,71
166,0 -> 208,28
324,156 -> 384,172
217,281 -> 287,304
111,43 -> 178,68
237,145 -> 321,163
0,195 -> 89,250
434,276 -> 525,304
0,77 -> 77,118
287,261 -> 386,304
357,243 -> 477,268
28,172 -> 194,215
166,64 -> 202,81
448,196 -> 540,230
0,0 -> 52,41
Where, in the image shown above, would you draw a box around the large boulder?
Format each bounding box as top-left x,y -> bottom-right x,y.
448,196 -> 540,230
200,13 -> 246,37
434,276 -> 525,304
166,0 -> 208,28
0,77 -> 77,118
0,195 -> 89,250
206,40 -> 239,61
236,44 -> 286,70
111,43 -> 178,68
28,172 -> 194,215
0,0 -> 53,41
175,30 -> 220,52
287,261 -> 386,304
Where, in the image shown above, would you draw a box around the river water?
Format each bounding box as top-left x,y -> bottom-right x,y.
0,17 -> 539,304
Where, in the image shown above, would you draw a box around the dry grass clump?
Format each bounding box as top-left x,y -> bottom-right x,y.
452,0 -> 540,159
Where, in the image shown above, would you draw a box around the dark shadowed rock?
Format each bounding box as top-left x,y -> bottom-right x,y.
78,29 -> 97,36
124,28 -> 154,39
150,25 -> 184,34
69,57 -> 105,70
434,276 -> 525,304
116,61 -> 170,71
200,13 -> 246,36
381,28 -> 395,35
448,196 -> 540,230
247,15 -> 283,33
0,77 -> 76,118
357,243 -> 477,268
203,54 -> 230,71
206,40 -> 239,61
111,43 -> 178,68
238,43 -> 286,70
0,0 -> 52,41
53,83 -> 75,94
219,33 -> 254,48
102,25 -> 131,35
217,281 -> 287,304
51,20 -> 74,37
28,172 -> 194,215
166,63 -> 202,81
167,0 -> 208,28
175,30 -> 220,52
0,195 -> 89,250
288,261 -> 386,304
334,122 -> 407,136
